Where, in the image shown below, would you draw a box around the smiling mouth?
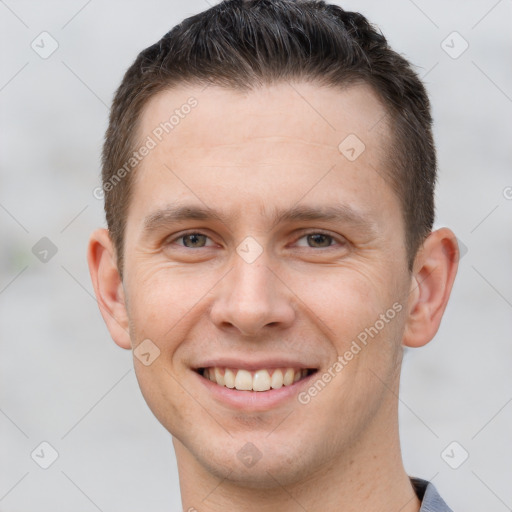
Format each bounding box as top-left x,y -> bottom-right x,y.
196,367 -> 317,392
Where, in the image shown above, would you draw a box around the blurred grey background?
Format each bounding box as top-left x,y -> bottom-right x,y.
0,1 -> 511,510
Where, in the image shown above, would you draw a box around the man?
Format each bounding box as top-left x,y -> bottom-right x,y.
87,1 -> 459,510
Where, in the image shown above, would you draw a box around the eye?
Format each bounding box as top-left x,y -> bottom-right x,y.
166,230 -> 346,251
294,231 -> 345,249
170,232 -> 215,248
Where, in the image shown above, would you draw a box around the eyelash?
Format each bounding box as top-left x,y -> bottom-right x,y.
167,230 -> 346,250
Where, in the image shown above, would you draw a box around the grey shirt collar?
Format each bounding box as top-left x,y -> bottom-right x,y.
411,477 -> 454,512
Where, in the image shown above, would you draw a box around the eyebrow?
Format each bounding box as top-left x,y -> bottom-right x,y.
142,203 -> 378,237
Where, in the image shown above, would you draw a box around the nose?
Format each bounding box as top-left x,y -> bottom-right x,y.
209,254 -> 296,337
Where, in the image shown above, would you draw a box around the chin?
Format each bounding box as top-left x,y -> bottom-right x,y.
193,435 -> 316,490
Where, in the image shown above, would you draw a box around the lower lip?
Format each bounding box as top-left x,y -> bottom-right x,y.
193,370 -> 317,411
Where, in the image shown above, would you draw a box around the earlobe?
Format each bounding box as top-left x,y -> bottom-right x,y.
87,228 -> 132,350
402,228 -> 459,348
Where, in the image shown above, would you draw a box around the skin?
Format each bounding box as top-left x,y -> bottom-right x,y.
88,81 -> 459,512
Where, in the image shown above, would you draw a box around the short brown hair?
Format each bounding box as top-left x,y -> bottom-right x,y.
101,0 -> 436,279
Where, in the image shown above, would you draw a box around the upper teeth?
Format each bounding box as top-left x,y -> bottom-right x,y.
203,367 -> 309,391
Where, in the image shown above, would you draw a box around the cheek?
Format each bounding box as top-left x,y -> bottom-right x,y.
298,265 -> 392,330
132,360 -> 196,441
125,263 -> 214,342
297,264 -> 405,372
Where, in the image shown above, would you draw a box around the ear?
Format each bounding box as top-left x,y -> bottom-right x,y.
403,227 -> 459,348
87,228 -> 131,349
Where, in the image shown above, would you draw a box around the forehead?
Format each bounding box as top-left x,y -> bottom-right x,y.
127,81 -> 399,235
136,81 -> 390,163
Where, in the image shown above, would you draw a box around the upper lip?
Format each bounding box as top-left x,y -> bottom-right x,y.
193,358 -> 319,371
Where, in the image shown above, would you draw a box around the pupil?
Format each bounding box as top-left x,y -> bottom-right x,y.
185,234 -> 205,247
309,234 -> 330,247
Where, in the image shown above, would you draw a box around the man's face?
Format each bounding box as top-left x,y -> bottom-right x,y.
121,82 -> 412,486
